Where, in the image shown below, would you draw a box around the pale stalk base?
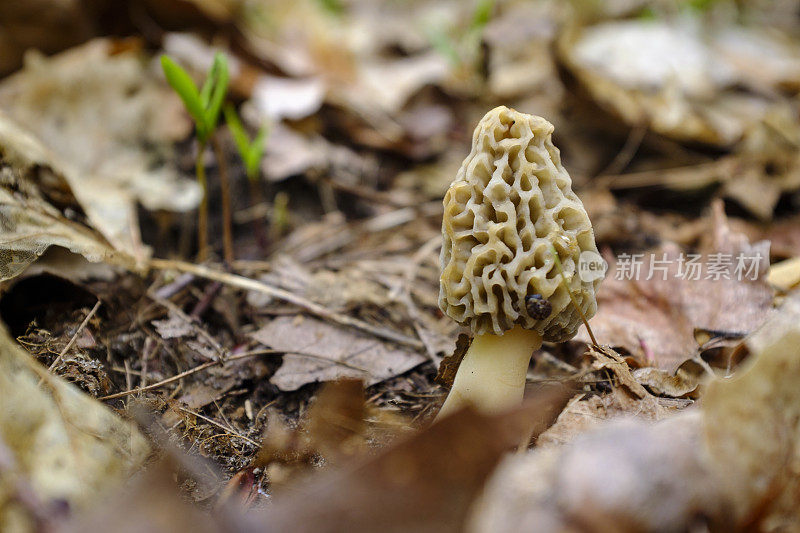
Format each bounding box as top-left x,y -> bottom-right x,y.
436,326 -> 542,420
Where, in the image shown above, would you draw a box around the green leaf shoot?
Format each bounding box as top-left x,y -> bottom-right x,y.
204,53 -> 230,139
224,104 -> 268,181
160,55 -> 206,136
162,52 -> 230,142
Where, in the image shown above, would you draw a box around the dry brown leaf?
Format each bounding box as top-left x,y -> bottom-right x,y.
578,202 -> 773,370
0,113 -> 135,281
252,315 -> 426,391
759,213 -> 800,259
537,388 -> 676,449
434,333 -> 470,391
256,387 -> 572,533
632,358 -> 708,399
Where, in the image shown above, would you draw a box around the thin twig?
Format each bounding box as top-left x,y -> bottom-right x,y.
40,300 -> 101,384
597,122 -> 647,177
179,407 -> 260,447
148,258 -> 424,349
98,359 -> 219,400
96,347 -> 368,401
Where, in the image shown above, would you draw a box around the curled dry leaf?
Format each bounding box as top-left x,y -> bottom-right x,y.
252,315 -> 426,391
632,358 -> 708,399
434,333 -> 470,391
0,113 -> 135,281
587,344 -> 647,399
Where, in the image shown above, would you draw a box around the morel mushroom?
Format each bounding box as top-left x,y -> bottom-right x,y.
437,106 -> 600,418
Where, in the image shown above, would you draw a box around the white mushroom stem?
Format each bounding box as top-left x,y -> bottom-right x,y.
436,326 -> 543,420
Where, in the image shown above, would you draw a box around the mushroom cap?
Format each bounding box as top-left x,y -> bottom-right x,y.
438,106 -> 601,341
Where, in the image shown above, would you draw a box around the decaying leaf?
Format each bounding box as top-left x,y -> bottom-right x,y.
537,388 -> 676,449
632,358 -> 708,399
0,323 -> 149,531
578,202 -> 773,370
252,315 -> 426,391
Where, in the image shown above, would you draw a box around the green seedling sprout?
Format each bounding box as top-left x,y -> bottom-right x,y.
224,104 -> 271,249
223,104 -> 268,183
161,52 -> 231,262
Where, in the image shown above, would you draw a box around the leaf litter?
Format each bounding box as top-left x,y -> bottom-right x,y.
1,1 -> 800,531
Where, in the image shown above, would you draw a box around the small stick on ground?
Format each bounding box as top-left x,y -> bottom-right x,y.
148,258 -> 424,350
97,348 -> 369,401
39,300 -> 101,385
